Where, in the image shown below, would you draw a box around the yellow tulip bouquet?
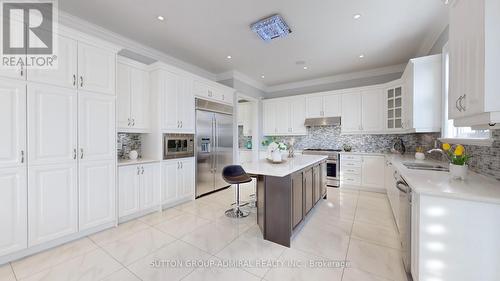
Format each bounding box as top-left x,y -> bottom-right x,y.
442,143 -> 471,166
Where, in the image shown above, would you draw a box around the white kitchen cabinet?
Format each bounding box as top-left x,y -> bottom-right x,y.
361,155 -> 385,188
361,89 -> 385,132
140,163 -> 161,210
449,0 -> 500,127
403,55 -> 442,132
0,31 -> 25,80
306,93 -> 341,118
194,80 -> 234,105
262,96 -> 307,136
385,160 -> 399,227
77,42 -> 116,95
0,167 -> 27,256
341,93 -> 362,133
161,158 -> 195,205
385,84 -> 405,131
118,163 -> 161,219
151,68 -> 195,133
27,35 -> 78,89
0,78 -> 26,169
237,102 -> 253,136
28,163 -> 78,246
118,165 -> 141,218
27,84 -> 78,166
117,59 -> 150,132
78,92 -> 116,162
79,160 -> 115,230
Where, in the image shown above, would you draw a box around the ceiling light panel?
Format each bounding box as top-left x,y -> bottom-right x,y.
251,14 -> 292,42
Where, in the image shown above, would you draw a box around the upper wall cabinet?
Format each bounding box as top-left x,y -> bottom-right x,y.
25,34 -> 116,95
117,58 -> 150,132
341,89 -> 385,134
449,0 -> 500,127
194,79 -> 234,105
263,96 -> 307,136
238,102 -> 253,136
341,92 -> 362,133
402,54 -> 442,133
306,93 -> 341,118
150,64 -> 195,133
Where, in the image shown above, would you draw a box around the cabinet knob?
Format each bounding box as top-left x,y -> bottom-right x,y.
80,148 -> 84,159
21,150 -> 25,163
20,64 -> 24,77
137,166 -> 140,175
80,76 -> 84,88
73,149 -> 77,160
141,167 -> 144,174
73,74 -> 76,87
456,97 -> 462,112
460,94 -> 466,111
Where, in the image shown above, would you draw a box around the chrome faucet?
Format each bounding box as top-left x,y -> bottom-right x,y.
426,148 -> 450,161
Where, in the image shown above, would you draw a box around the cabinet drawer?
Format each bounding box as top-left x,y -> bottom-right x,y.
341,160 -> 362,168
342,174 -> 361,185
341,154 -> 362,162
342,166 -> 361,175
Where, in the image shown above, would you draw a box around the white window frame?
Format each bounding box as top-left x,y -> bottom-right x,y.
438,42 -> 493,147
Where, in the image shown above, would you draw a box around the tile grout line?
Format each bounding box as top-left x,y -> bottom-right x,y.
340,189 -> 360,281
9,263 -> 19,281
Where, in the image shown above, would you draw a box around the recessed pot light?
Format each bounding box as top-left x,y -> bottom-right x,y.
226,55 -> 232,59
303,66 -> 308,70
359,54 -> 365,58
157,16 -> 165,21
261,75 -> 265,79
353,14 -> 362,20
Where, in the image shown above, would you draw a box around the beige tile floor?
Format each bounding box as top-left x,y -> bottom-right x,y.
0,187 -> 407,281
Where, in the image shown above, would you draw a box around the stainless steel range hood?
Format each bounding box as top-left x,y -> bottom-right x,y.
304,117 -> 341,127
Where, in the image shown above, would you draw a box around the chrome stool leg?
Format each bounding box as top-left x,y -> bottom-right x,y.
225,184 -> 249,218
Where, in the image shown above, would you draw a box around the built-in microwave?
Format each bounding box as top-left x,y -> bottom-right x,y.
163,134 -> 194,159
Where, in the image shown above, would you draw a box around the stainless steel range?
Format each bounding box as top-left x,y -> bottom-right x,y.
302,149 -> 341,187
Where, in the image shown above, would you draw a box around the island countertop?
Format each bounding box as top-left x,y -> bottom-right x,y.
241,155 -> 328,177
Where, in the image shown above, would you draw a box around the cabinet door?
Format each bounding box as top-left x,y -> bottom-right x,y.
161,71 -> 180,131
0,167 -> 27,256
306,96 -> 323,118
292,172 -> 303,229
140,163 -> 161,210
313,165 -> 321,204
179,158 -> 195,199
79,160 -> 115,230
77,42 -> 116,95
28,84 -> 78,166
27,35 -> 78,89
116,62 -> 131,129
304,168 -> 313,214
320,162 -> 327,197
323,94 -> 341,117
162,160 -> 179,204
78,92 -> 115,161
0,30 -> 25,80
263,101 -> 277,135
290,97 -> 307,135
130,67 -> 150,131
275,99 -> 290,135
178,75 -> 195,132
118,165 -> 140,218
341,93 -> 362,133
0,79 -> 26,169
361,156 -> 385,188
28,163 -> 78,246
448,3 -> 464,120
362,90 -> 384,132
386,87 -> 404,130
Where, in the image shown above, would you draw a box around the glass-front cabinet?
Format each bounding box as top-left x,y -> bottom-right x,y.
386,86 -> 404,130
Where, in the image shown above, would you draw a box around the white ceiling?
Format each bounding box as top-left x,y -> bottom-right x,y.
59,0 -> 448,87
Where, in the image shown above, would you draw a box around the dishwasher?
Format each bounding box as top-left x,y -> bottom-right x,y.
395,173 -> 412,276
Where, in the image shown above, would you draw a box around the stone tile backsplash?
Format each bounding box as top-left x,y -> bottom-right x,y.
266,126 -> 500,181
117,133 -> 142,159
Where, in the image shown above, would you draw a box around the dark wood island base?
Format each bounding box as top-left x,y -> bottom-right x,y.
252,160 -> 327,247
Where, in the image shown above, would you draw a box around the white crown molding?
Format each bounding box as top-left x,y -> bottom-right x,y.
216,70 -> 267,92
266,64 -> 407,93
57,10 -> 216,81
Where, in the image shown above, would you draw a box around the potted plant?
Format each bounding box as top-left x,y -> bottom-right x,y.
415,147 -> 425,160
442,143 -> 471,180
266,141 -> 287,163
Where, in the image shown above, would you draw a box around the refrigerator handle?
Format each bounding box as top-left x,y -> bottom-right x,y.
212,116 -> 216,173
213,116 -> 218,173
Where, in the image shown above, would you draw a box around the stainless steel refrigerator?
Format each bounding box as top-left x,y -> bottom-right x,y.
195,99 -> 234,197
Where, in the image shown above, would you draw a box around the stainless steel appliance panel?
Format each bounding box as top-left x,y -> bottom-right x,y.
196,110 -> 216,197
396,175 -> 412,274
214,112 -> 233,189
163,134 -> 194,159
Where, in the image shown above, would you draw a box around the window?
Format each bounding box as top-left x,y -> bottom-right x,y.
440,43 -> 492,146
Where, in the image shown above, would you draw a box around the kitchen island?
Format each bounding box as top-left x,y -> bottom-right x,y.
242,155 -> 328,247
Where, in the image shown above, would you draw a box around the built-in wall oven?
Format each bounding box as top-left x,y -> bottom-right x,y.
163,134 -> 194,159
302,149 -> 341,187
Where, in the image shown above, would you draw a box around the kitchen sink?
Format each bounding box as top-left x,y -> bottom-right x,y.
403,162 -> 449,172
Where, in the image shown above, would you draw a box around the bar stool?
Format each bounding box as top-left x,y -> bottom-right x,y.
222,165 -> 252,218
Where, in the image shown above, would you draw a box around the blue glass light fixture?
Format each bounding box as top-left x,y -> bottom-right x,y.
251,14 -> 292,42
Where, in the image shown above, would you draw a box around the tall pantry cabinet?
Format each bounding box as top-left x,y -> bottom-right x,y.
0,31 -> 118,258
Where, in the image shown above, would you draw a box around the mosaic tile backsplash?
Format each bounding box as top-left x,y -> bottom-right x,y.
117,133 -> 142,159
266,126 -> 500,181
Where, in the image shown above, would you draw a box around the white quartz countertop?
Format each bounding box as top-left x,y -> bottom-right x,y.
241,155 -> 327,177
388,154 -> 500,205
117,158 -> 161,167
